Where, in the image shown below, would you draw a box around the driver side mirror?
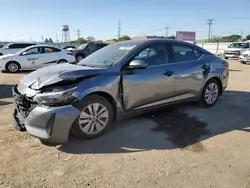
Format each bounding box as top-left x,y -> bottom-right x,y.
128,59 -> 147,69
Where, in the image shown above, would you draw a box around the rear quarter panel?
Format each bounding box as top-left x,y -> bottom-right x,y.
202,54 -> 229,92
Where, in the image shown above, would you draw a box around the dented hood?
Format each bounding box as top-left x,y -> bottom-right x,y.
20,64 -> 105,89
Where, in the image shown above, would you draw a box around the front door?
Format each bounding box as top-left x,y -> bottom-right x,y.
169,43 -> 207,101
20,47 -> 43,69
122,43 -> 175,111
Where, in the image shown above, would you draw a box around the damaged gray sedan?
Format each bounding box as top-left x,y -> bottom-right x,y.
12,39 -> 229,143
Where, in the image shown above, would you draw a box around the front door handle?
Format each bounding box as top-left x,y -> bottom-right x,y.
164,70 -> 174,77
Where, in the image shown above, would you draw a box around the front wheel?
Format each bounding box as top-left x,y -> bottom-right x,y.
6,62 -> 20,73
71,95 -> 113,139
199,79 -> 220,107
76,55 -> 84,62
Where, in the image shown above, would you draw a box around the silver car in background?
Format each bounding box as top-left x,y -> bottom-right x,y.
12,39 -> 229,144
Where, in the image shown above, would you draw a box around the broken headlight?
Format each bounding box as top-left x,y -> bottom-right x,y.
33,86 -> 78,106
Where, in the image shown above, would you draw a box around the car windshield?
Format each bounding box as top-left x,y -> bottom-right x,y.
78,42 -> 137,67
77,44 -> 88,50
228,43 -> 246,48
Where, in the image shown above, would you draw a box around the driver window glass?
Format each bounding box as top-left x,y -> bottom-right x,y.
133,44 -> 168,66
23,47 -> 40,55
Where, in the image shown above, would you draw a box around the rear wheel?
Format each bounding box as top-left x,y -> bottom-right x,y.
224,56 -> 228,59
71,95 -> 113,139
241,61 -> 246,64
6,62 -> 20,73
57,59 -> 68,64
199,79 -> 220,107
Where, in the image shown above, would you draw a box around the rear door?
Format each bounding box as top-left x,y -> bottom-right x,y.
169,43 -> 207,101
122,43 -> 176,110
38,47 -> 60,67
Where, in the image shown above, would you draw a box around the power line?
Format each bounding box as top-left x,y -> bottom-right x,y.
207,19 -> 214,42
117,20 -> 121,41
76,28 -> 81,39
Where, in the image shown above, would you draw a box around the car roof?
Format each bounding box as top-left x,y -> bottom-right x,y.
27,44 -> 60,48
7,42 -> 36,45
115,39 -> 212,54
118,38 -> 194,46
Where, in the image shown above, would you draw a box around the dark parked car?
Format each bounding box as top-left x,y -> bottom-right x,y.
12,39 -> 229,143
74,43 -> 107,62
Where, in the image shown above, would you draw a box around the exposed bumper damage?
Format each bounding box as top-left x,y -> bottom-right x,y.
13,101 -> 81,143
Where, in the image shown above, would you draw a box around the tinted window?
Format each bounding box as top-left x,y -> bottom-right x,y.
193,48 -> 202,59
172,44 -> 195,62
245,43 -> 250,48
21,43 -> 35,48
133,44 -> 168,66
9,43 -> 34,49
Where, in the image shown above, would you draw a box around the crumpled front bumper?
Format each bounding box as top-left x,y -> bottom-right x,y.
13,104 -> 81,143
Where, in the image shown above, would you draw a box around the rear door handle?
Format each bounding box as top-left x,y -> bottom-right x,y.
164,70 -> 174,77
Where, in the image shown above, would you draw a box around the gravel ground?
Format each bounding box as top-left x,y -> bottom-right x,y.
0,60 -> 250,188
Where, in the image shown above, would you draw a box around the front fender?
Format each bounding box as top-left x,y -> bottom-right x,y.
72,74 -> 124,120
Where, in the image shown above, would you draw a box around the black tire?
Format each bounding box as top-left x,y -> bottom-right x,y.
199,78 -> 220,108
76,55 -> 84,62
224,56 -> 228,59
241,61 -> 246,64
71,95 -> 113,139
57,59 -> 68,64
6,61 -> 20,73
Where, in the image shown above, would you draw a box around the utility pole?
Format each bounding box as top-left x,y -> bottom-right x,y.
41,35 -> 44,43
241,30 -> 244,41
76,28 -> 81,39
165,25 -> 169,38
56,34 -> 59,43
207,19 -> 213,42
117,20 -> 121,41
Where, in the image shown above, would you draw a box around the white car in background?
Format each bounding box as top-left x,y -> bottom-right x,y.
239,50 -> 250,64
223,42 -> 250,59
0,43 -> 36,56
0,45 -> 75,73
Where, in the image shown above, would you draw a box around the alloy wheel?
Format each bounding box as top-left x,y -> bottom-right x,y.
205,83 -> 219,104
79,103 -> 109,135
8,63 -> 19,73
77,56 -> 83,62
